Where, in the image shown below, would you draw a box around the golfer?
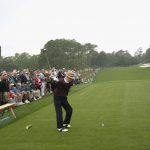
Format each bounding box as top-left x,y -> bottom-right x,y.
51,70 -> 74,132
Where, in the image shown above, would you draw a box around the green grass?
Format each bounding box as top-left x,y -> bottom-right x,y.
1,66 -> 150,150
96,66 -> 150,82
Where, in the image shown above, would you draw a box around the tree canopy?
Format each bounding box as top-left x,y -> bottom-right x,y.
0,39 -> 149,71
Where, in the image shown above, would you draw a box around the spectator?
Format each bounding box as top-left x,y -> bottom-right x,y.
19,71 -> 28,84
8,70 -> 18,84
33,74 -> 42,97
39,70 -> 46,96
0,71 -> 10,105
10,83 -> 24,105
44,70 -> 51,94
57,69 -> 66,78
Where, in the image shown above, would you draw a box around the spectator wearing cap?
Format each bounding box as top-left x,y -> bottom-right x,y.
51,70 -> 74,132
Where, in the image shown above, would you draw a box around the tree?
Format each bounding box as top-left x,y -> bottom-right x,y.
39,39 -> 98,69
0,56 -> 17,71
114,50 -> 134,66
145,48 -> 150,63
134,47 -> 145,64
13,52 -> 32,69
97,51 -> 107,67
83,43 -> 98,68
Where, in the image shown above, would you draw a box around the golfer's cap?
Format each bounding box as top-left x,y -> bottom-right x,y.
66,71 -> 75,79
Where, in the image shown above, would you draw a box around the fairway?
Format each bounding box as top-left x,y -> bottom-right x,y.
1,66 -> 150,150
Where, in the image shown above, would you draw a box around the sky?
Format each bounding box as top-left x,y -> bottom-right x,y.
0,0 -> 150,57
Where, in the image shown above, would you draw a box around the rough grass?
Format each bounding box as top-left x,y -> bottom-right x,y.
1,66 -> 150,150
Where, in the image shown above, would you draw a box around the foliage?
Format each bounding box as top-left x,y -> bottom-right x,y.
39,39 -> 97,69
145,48 -> 150,62
0,39 -> 149,71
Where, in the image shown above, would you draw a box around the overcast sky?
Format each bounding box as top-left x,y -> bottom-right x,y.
0,0 -> 150,57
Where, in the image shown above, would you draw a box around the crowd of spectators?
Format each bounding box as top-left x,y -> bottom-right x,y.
0,68 -> 82,106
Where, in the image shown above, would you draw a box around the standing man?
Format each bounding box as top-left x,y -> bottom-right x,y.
51,70 -> 74,132
0,71 -> 10,106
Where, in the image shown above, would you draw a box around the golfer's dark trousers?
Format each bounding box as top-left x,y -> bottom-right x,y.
54,95 -> 73,129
